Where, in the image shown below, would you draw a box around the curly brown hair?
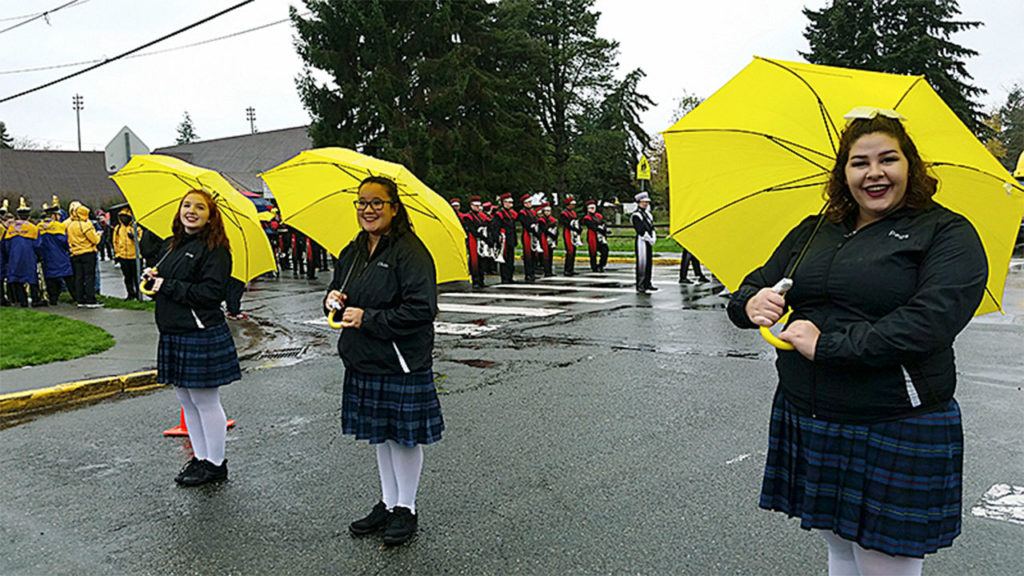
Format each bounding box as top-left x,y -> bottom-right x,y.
824,116 -> 937,223
170,189 -> 231,251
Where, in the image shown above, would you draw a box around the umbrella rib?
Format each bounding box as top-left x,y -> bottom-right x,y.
284,186 -> 361,222
664,128 -> 834,169
759,57 -> 841,154
928,162 -> 1024,191
893,76 -> 925,110
668,176 -> 828,237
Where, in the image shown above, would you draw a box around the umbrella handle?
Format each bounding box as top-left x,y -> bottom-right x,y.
759,278 -> 795,350
327,307 -> 344,330
139,267 -> 158,296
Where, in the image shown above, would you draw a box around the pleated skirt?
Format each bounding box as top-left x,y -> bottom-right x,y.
759,390 -> 963,558
342,368 -> 444,447
157,322 -> 241,388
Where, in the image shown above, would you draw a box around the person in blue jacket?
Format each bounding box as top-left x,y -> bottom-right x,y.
3,198 -> 44,307
37,203 -> 74,305
0,199 -> 10,306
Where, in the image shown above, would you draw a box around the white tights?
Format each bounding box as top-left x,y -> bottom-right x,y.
175,387 -> 227,466
820,531 -> 924,576
375,440 -> 424,514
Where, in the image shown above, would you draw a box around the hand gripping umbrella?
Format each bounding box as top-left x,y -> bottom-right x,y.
664,57 -> 1024,348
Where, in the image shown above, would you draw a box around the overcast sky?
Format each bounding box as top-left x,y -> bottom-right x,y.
1,0 -> 1021,153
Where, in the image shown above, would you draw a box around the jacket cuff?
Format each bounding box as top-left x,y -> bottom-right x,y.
813,332 -> 841,364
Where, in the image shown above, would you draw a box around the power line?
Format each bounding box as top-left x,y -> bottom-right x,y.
0,16 -> 296,76
0,0 -> 87,35
0,0 -> 256,104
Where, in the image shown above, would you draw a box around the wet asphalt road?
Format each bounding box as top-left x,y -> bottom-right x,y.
1,265 -> 1021,575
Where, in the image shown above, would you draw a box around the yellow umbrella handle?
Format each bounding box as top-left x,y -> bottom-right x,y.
327,307 -> 344,330
759,278 -> 795,350
139,268 -> 158,296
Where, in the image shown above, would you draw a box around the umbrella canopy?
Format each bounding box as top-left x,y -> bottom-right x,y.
260,148 -> 468,284
665,57 -> 1024,316
111,154 -> 276,283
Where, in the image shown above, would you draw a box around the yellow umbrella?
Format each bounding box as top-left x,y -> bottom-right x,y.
111,154 -> 277,283
665,57 -> 1024,321
260,147 -> 468,284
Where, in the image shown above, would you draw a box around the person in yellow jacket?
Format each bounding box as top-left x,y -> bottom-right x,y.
112,208 -> 139,300
64,201 -> 102,307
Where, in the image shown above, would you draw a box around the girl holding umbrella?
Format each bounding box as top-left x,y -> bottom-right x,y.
728,111 -> 987,575
323,175 -> 443,546
144,189 -> 241,486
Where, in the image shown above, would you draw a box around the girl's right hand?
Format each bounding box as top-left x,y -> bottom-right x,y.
746,287 -> 786,327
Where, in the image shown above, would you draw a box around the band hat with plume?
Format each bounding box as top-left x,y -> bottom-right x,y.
634,192 -> 650,202
17,196 -> 30,212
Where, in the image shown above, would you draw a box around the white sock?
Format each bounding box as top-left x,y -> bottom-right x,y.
388,441 -> 423,514
853,544 -> 923,576
187,387 -> 227,466
376,443 -> 398,510
175,387 -> 207,461
820,531 -> 859,576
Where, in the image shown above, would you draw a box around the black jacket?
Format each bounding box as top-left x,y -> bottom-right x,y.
727,203 -> 987,423
154,235 -> 232,334
326,229 -> 437,374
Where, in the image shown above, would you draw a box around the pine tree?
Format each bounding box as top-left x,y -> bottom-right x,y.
996,84 -> 1024,173
802,0 -> 986,135
176,112 -> 199,144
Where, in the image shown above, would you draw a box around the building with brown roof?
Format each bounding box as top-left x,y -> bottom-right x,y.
0,149 -> 124,212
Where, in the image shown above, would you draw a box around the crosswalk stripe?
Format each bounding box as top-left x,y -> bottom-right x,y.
439,303 -> 563,317
541,275 -> 676,286
304,318 -> 502,336
497,283 -> 637,294
441,292 -> 618,304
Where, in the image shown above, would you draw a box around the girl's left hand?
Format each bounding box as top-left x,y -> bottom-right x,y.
779,319 -> 820,360
340,307 -> 364,329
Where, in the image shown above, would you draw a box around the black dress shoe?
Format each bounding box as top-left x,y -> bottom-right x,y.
645,285 -> 659,292
177,459 -> 228,487
350,501 -> 391,536
174,457 -> 200,484
383,506 -> 418,546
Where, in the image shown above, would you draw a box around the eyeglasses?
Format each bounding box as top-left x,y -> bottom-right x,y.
353,198 -> 393,211
843,106 -> 906,121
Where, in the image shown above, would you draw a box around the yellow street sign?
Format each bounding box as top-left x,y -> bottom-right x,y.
636,154 -> 651,180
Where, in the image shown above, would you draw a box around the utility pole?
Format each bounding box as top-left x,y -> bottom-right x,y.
246,106 -> 256,134
72,93 -> 84,151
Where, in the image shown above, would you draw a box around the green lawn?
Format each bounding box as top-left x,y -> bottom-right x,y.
57,292 -> 155,311
0,308 -> 115,370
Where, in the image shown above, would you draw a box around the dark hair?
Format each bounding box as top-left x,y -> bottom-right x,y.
824,116 -> 937,223
359,175 -> 413,235
170,189 -> 231,251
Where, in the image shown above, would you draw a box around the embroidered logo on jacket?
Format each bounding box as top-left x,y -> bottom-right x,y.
377,261 -> 390,269
888,230 -> 909,241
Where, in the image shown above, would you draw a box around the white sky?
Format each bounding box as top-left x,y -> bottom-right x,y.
1,0 -> 1021,152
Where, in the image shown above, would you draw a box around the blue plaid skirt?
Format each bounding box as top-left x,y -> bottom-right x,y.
342,369 -> 444,447
157,322 -> 241,388
760,390 -> 963,558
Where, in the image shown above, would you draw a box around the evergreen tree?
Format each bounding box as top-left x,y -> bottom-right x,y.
0,121 -> 12,149
802,0 -> 986,135
176,112 -> 199,144
995,84 -> 1024,173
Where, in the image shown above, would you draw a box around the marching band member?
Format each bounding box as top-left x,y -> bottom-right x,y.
631,192 -> 657,294
0,200 -> 9,306
467,196 -> 489,288
112,208 -> 139,301
559,196 -> 581,276
538,202 -> 556,277
38,202 -> 74,305
3,198 -> 43,307
516,194 -> 538,283
65,201 -> 102,308
581,199 -> 609,272
494,193 -> 518,284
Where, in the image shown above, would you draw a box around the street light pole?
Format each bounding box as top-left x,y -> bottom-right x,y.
72,94 -> 84,151
246,106 -> 256,134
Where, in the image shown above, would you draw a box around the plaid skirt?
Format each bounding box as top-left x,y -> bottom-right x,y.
157,322 -> 241,388
760,390 -> 962,558
342,369 -> 444,447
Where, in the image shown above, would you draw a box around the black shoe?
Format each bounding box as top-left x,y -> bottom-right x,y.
383,506 -> 418,546
174,457 -> 201,484
697,277 -> 711,284
646,285 -> 659,292
636,288 -> 647,294
177,459 -> 228,487
350,501 -> 391,536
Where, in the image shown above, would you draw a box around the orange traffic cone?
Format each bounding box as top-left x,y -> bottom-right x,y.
162,407 -> 237,436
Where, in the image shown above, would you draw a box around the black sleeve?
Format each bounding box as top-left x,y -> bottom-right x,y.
161,246 -> 231,309
815,216 -> 987,367
726,217 -> 817,329
630,212 -> 644,235
361,239 -> 438,339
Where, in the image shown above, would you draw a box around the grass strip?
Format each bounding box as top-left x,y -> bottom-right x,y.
0,308 -> 114,369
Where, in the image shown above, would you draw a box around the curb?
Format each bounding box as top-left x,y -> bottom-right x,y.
0,370 -> 161,424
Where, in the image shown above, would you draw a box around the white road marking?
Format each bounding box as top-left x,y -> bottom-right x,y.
542,275 -> 677,286
726,453 -> 752,465
497,283 -> 637,294
971,484 -> 1024,525
304,318 -> 502,336
439,303 -> 563,317
442,292 -> 618,304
